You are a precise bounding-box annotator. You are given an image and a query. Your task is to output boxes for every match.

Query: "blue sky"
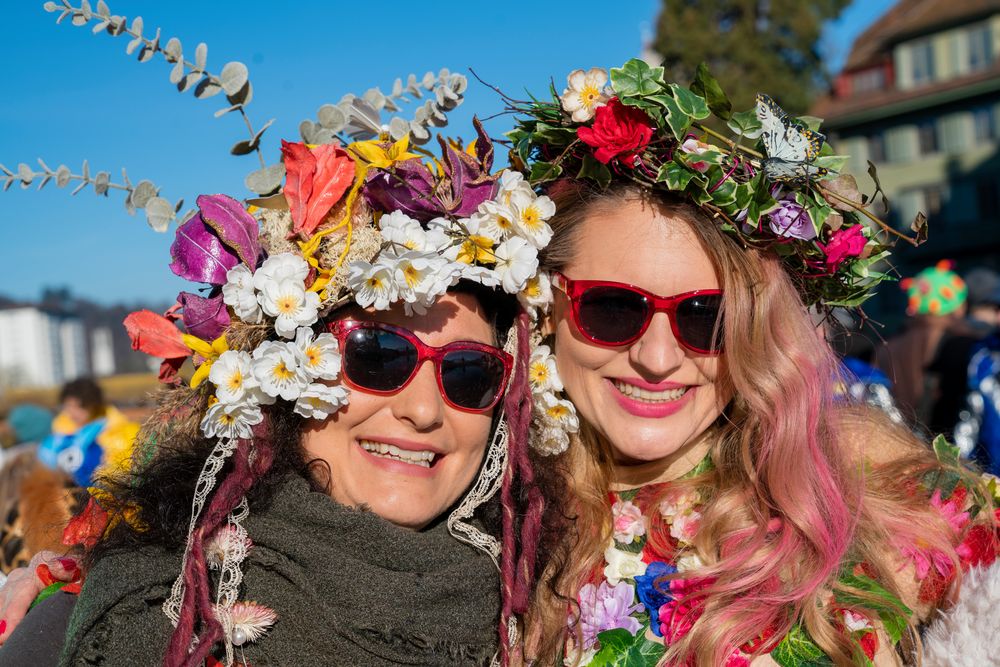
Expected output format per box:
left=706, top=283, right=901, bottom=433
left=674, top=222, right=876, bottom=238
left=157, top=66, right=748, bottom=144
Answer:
left=1, top=0, right=895, bottom=305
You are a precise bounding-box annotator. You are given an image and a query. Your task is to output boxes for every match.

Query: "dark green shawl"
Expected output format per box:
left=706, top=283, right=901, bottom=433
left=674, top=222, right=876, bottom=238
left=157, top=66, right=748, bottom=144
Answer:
left=60, top=475, right=501, bottom=666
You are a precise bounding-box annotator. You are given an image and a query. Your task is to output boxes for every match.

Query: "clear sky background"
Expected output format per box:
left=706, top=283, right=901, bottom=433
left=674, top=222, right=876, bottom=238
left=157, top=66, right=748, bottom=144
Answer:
left=1, top=0, right=895, bottom=306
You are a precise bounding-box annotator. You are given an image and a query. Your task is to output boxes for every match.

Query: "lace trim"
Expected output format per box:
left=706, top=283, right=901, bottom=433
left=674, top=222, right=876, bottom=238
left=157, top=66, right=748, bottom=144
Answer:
left=446, top=324, right=518, bottom=569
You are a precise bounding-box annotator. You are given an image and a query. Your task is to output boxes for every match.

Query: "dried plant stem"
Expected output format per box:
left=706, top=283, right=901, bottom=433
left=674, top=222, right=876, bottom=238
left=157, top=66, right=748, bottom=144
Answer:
left=817, top=185, right=917, bottom=246
left=693, top=123, right=765, bottom=159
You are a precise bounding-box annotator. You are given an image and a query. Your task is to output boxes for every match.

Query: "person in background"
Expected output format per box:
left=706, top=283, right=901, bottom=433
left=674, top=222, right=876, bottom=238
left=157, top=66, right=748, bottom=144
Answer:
left=0, top=405, right=53, bottom=466
left=929, top=267, right=1000, bottom=439
left=37, top=378, right=138, bottom=487
left=875, top=261, right=974, bottom=431
left=954, top=277, right=1000, bottom=474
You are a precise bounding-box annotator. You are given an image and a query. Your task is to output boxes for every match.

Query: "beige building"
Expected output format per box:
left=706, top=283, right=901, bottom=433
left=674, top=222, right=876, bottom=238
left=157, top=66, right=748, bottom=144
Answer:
left=813, top=0, right=1000, bottom=319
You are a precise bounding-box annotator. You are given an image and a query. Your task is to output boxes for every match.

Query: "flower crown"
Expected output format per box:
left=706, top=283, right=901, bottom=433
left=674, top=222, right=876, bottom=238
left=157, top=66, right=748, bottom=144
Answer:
left=506, top=59, right=928, bottom=309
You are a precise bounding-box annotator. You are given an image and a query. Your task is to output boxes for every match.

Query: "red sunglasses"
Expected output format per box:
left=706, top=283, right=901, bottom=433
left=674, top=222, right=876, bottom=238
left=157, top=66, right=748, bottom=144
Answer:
left=326, top=320, right=513, bottom=413
left=552, top=272, right=724, bottom=354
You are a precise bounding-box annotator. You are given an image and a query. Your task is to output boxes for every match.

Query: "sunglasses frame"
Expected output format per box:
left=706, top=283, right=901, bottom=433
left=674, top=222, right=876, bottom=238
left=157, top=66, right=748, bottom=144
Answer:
left=326, top=319, right=514, bottom=413
left=552, top=272, right=724, bottom=355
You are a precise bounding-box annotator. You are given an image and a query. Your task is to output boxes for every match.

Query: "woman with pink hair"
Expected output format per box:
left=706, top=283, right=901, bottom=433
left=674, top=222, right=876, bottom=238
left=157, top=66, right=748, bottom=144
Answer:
left=513, top=61, right=1000, bottom=665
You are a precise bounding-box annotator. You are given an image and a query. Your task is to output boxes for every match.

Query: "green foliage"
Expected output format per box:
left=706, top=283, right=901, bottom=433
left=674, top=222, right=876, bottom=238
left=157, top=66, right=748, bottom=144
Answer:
left=590, top=628, right=666, bottom=667
left=770, top=624, right=834, bottom=667
left=651, top=0, right=852, bottom=114
left=834, top=573, right=912, bottom=644
left=690, top=63, right=732, bottom=120
left=610, top=60, right=666, bottom=97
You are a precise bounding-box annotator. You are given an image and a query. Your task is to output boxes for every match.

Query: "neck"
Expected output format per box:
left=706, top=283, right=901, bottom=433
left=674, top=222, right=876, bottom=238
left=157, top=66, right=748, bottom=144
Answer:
left=610, top=430, right=714, bottom=490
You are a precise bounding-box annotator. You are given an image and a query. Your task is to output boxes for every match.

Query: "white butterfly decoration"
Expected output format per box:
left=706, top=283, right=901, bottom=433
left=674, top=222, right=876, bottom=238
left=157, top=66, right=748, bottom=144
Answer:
left=755, top=93, right=828, bottom=185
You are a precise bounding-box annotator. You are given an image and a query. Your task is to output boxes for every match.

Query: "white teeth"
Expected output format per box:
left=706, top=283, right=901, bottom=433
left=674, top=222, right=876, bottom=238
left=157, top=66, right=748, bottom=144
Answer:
left=359, top=440, right=436, bottom=468
left=612, top=380, right=688, bottom=403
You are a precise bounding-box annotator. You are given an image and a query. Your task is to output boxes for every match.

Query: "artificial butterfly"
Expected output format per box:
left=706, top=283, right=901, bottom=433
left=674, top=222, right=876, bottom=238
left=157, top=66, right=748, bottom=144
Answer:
left=755, top=93, right=828, bottom=185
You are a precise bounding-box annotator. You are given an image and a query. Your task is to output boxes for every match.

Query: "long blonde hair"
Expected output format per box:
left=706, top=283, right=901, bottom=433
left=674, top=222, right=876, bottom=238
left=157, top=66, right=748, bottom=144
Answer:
left=527, top=182, right=991, bottom=666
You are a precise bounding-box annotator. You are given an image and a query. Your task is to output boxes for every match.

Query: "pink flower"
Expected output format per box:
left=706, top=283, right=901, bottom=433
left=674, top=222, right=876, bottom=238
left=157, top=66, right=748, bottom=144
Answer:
left=612, top=499, right=647, bottom=544
left=577, top=98, right=655, bottom=168
left=724, top=651, right=752, bottom=667
left=658, top=488, right=700, bottom=519
left=577, top=580, right=644, bottom=650
left=930, top=489, right=971, bottom=534
left=895, top=539, right=953, bottom=580
left=669, top=510, right=702, bottom=544
left=680, top=138, right=713, bottom=173
left=657, top=577, right=707, bottom=643
left=819, top=225, right=866, bottom=270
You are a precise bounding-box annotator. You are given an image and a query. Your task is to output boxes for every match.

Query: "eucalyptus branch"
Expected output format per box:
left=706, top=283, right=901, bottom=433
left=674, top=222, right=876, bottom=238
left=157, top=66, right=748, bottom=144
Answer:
left=44, top=0, right=270, bottom=169
left=692, top=123, right=765, bottom=159
left=1, top=158, right=184, bottom=232
left=817, top=184, right=918, bottom=247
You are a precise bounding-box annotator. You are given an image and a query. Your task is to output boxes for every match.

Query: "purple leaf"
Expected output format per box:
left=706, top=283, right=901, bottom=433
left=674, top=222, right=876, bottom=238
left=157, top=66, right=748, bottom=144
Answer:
left=363, top=161, right=440, bottom=222
left=168, top=213, right=240, bottom=285
left=196, top=193, right=260, bottom=268
left=178, top=290, right=230, bottom=341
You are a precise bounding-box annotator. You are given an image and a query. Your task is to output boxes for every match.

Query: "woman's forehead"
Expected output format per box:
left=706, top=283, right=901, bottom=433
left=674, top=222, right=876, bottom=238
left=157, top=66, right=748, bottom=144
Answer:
left=567, top=199, right=720, bottom=293
left=340, top=292, right=494, bottom=344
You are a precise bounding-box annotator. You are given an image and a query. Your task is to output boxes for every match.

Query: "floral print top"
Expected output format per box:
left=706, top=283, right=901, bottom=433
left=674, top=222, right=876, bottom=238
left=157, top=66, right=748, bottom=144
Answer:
left=568, top=441, right=1000, bottom=666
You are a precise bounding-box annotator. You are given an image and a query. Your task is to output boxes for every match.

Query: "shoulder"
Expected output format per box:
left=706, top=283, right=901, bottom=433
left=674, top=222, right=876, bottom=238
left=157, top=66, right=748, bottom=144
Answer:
left=834, top=405, right=927, bottom=468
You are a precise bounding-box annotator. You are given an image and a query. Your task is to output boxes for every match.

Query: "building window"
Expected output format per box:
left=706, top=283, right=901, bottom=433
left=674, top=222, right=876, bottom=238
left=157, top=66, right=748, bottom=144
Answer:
left=911, top=39, right=936, bottom=85
left=918, top=119, right=939, bottom=154
left=852, top=68, right=885, bottom=94
left=968, top=24, right=994, bottom=71
left=868, top=132, right=886, bottom=163
left=973, top=106, right=996, bottom=142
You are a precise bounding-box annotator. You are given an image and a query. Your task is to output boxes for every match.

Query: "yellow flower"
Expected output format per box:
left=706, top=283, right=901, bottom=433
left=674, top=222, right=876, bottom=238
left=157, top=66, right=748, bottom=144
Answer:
left=456, top=235, right=497, bottom=265
left=183, top=334, right=230, bottom=388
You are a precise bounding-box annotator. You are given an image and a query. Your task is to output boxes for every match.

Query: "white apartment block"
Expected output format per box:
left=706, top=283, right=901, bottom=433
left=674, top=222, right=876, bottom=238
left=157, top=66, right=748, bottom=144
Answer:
left=0, top=306, right=90, bottom=388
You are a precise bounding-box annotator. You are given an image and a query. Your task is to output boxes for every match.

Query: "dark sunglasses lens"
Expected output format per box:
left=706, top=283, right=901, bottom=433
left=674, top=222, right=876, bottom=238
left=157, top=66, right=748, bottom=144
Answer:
left=675, top=294, right=723, bottom=351
left=440, top=350, right=506, bottom=410
left=577, top=286, right=651, bottom=344
left=343, top=327, right=418, bottom=391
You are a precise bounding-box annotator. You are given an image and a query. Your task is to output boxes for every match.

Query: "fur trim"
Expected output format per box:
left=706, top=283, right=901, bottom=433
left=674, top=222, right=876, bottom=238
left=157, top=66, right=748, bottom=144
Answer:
left=922, top=560, right=1000, bottom=666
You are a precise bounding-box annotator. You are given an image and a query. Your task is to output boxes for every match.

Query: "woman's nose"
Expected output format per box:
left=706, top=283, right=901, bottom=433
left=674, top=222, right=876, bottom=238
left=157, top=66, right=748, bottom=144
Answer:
left=628, top=311, right=685, bottom=376
left=390, top=360, right=445, bottom=431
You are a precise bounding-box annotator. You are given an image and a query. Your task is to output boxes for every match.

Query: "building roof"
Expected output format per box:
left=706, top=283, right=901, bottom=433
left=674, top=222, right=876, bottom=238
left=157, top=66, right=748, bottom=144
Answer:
left=845, top=0, right=1000, bottom=70
left=813, top=58, right=1000, bottom=127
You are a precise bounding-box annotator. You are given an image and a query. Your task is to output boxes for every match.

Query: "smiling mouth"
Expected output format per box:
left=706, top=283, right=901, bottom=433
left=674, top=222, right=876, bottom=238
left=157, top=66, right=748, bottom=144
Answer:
left=612, top=380, right=689, bottom=403
left=359, top=440, right=438, bottom=468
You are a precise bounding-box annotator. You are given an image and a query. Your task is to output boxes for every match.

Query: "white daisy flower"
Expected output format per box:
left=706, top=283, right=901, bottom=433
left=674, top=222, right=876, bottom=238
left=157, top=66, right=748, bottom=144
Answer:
left=222, top=265, right=263, bottom=323
left=456, top=264, right=502, bottom=288
left=492, top=236, right=539, bottom=294
left=528, top=344, right=562, bottom=394
left=200, top=401, right=263, bottom=440
left=292, top=328, right=341, bottom=381
left=379, top=210, right=431, bottom=255
left=208, top=350, right=258, bottom=405
left=538, top=391, right=579, bottom=432
left=252, top=340, right=310, bottom=401
left=393, top=251, right=461, bottom=315
left=253, top=252, right=309, bottom=290
left=518, top=272, right=553, bottom=320
left=347, top=259, right=398, bottom=310
left=470, top=200, right=517, bottom=242
left=509, top=190, right=555, bottom=249
left=258, top=279, right=321, bottom=339
left=293, top=382, right=350, bottom=419
left=560, top=68, right=610, bottom=123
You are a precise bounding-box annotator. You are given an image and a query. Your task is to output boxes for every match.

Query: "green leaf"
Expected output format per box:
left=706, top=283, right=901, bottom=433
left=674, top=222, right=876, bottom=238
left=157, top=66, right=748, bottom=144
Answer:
left=610, top=59, right=665, bottom=97
left=648, top=94, right=692, bottom=140
left=727, top=108, right=763, bottom=140
left=590, top=628, right=636, bottom=667
left=690, top=62, right=732, bottom=120
left=623, top=635, right=666, bottom=666
left=529, top=161, right=563, bottom=184
left=770, top=624, right=834, bottom=667
left=668, top=84, right=711, bottom=120
left=798, top=115, right=824, bottom=132
left=834, top=573, right=912, bottom=644
left=932, top=434, right=961, bottom=467
left=30, top=582, right=69, bottom=611
left=533, top=122, right=577, bottom=146
left=657, top=161, right=695, bottom=191
left=578, top=154, right=613, bottom=189
left=813, top=155, right=848, bottom=174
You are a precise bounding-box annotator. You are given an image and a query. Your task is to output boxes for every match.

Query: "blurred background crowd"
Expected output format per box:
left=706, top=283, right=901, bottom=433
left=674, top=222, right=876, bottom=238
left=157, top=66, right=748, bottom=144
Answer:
left=2, top=0, right=1000, bottom=574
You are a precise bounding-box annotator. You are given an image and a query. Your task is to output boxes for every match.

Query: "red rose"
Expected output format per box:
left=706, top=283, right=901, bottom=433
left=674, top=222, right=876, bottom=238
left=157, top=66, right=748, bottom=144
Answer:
left=818, top=225, right=867, bottom=270
left=576, top=97, right=654, bottom=168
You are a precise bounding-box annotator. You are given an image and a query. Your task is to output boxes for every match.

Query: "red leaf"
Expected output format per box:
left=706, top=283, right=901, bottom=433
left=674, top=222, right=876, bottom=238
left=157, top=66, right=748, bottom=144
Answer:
left=158, top=356, right=186, bottom=385
left=123, top=310, right=189, bottom=359
left=63, top=497, right=109, bottom=549
left=303, top=143, right=354, bottom=237
left=281, top=140, right=315, bottom=237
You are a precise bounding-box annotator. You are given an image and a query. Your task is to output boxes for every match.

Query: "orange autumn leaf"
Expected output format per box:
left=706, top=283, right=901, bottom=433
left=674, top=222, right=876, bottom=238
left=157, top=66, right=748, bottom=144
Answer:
left=281, top=140, right=355, bottom=239
left=62, top=497, right=109, bottom=550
